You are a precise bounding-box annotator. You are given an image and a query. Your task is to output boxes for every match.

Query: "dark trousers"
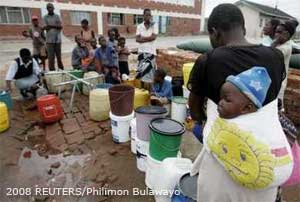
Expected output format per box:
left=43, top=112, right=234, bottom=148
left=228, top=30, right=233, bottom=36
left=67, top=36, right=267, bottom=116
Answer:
left=119, top=61, right=130, bottom=76
left=47, top=43, right=64, bottom=71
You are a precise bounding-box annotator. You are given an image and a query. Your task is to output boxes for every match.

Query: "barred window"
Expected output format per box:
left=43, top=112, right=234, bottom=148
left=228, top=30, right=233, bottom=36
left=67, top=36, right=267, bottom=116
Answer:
left=108, top=13, right=124, bottom=25
left=0, top=6, right=31, bottom=24
left=70, top=11, right=91, bottom=25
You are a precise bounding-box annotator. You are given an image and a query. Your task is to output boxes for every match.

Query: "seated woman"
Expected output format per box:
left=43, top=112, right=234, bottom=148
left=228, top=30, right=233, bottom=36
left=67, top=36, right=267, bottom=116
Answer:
left=5, top=48, right=41, bottom=98
left=71, top=35, right=95, bottom=71
left=150, top=69, right=173, bottom=106
left=95, top=35, right=120, bottom=84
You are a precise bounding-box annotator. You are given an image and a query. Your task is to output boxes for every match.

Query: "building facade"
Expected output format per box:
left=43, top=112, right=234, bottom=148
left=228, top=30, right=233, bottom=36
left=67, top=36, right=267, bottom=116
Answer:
left=0, top=0, right=202, bottom=39
left=235, top=0, right=294, bottom=39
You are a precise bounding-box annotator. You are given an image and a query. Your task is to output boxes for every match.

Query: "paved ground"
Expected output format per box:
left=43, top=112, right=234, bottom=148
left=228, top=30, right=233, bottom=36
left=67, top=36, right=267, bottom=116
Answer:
left=0, top=35, right=205, bottom=70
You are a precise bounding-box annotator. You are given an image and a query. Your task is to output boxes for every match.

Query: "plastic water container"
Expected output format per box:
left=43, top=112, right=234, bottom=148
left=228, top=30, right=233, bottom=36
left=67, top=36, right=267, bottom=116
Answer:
left=0, top=102, right=9, bottom=133
left=130, top=118, right=137, bottom=154
left=136, top=137, right=149, bottom=172
left=0, top=90, right=12, bottom=110
left=110, top=111, right=134, bottom=143
left=82, top=71, right=103, bottom=95
left=171, top=97, right=188, bottom=123
left=109, top=85, right=135, bottom=116
left=182, top=63, right=194, bottom=88
left=134, top=88, right=150, bottom=109
left=37, top=95, right=63, bottom=124
left=89, top=89, right=110, bottom=121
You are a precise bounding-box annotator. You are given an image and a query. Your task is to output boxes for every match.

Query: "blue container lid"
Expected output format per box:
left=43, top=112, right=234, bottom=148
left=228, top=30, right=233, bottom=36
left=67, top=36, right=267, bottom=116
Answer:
left=135, top=106, right=167, bottom=115
left=179, top=173, right=198, bottom=201
left=150, top=118, right=185, bottom=136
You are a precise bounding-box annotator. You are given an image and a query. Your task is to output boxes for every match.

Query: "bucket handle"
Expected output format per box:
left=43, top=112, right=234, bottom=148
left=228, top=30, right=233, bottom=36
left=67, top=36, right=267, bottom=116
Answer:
left=110, top=91, right=132, bottom=105
left=151, top=133, right=181, bottom=152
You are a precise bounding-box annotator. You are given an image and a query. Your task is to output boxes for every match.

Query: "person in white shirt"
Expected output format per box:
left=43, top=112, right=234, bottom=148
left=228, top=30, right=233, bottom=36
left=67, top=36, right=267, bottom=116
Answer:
left=271, top=20, right=297, bottom=110
left=6, top=48, right=41, bottom=98
left=136, top=8, right=159, bottom=89
left=262, top=18, right=280, bottom=47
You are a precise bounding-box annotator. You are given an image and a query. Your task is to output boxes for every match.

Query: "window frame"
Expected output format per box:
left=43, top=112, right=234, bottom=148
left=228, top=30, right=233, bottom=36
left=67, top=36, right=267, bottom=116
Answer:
left=70, top=10, right=92, bottom=26
left=108, top=13, right=124, bottom=26
left=0, top=6, right=31, bottom=25
left=134, top=14, right=144, bottom=25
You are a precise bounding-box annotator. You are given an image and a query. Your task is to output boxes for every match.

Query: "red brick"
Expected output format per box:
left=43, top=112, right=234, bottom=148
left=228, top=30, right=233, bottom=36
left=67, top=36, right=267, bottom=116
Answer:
left=61, top=118, right=80, bottom=134
left=74, top=113, right=86, bottom=124
left=65, top=130, right=85, bottom=145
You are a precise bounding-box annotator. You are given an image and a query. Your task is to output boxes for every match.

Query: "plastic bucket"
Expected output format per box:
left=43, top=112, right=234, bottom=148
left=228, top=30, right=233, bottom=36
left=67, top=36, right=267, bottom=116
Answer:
left=0, top=102, right=9, bottom=133
left=171, top=173, right=198, bottom=202
left=145, top=155, right=163, bottom=189
left=136, top=137, right=149, bottom=172
left=109, top=111, right=134, bottom=143
left=171, top=97, right=188, bottom=123
left=149, top=118, right=185, bottom=161
left=182, top=63, right=194, bottom=88
left=109, top=85, right=135, bottom=116
left=135, top=106, right=167, bottom=141
left=0, top=90, right=12, bottom=110
left=96, top=83, right=113, bottom=89
left=130, top=118, right=137, bottom=154
left=69, top=70, right=84, bottom=91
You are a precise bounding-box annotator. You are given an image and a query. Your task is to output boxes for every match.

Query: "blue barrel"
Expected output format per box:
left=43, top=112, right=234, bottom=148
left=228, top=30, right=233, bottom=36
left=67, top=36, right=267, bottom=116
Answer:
left=96, top=83, right=113, bottom=89
left=172, top=173, right=198, bottom=202
left=0, top=90, right=12, bottom=110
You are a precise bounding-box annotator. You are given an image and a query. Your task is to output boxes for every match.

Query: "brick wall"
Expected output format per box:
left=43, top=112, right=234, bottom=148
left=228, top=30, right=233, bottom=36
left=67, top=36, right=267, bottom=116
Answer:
left=156, top=49, right=200, bottom=76
left=61, top=10, right=98, bottom=37
left=157, top=49, right=300, bottom=126
left=0, top=8, right=41, bottom=39
left=57, top=0, right=201, bottom=15
left=285, top=69, right=300, bottom=125
left=166, top=17, right=200, bottom=36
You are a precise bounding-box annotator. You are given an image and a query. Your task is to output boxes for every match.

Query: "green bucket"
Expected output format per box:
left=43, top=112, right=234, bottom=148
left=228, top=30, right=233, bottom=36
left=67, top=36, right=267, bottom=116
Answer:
left=149, top=118, right=185, bottom=161
left=69, top=70, right=84, bottom=91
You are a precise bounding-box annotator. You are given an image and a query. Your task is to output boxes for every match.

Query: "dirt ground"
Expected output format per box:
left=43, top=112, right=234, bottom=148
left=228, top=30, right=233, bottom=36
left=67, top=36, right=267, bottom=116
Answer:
left=0, top=89, right=202, bottom=202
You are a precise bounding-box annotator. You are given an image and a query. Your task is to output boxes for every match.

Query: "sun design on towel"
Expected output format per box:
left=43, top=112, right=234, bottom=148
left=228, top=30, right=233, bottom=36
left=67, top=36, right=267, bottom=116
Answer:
left=207, top=118, right=276, bottom=189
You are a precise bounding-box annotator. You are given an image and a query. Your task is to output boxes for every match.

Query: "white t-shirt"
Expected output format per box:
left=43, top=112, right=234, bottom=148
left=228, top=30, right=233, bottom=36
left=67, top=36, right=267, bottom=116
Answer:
left=6, top=58, right=40, bottom=81
left=276, top=40, right=292, bottom=101
left=136, top=22, right=158, bottom=55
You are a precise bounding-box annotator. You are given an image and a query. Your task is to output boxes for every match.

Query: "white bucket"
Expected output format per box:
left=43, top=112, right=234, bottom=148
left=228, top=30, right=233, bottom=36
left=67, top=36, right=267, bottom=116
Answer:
left=109, top=111, right=134, bottom=143
left=182, top=85, right=190, bottom=99
left=156, top=158, right=193, bottom=194
left=130, top=118, right=137, bottom=154
left=136, top=138, right=149, bottom=172
left=171, top=97, right=188, bottom=123
left=146, top=153, right=183, bottom=190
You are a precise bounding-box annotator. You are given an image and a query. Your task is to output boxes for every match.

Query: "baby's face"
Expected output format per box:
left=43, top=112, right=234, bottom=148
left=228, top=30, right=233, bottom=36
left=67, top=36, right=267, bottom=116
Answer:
left=218, top=82, right=255, bottom=119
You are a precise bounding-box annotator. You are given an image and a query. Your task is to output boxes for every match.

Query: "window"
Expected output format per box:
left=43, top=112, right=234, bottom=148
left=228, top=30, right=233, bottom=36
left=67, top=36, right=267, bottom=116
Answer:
left=108, top=13, right=124, bottom=25
left=134, top=15, right=144, bottom=25
left=70, top=11, right=91, bottom=25
left=0, top=6, right=31, bottom=24
left=166, top=16, right=171, bottom=26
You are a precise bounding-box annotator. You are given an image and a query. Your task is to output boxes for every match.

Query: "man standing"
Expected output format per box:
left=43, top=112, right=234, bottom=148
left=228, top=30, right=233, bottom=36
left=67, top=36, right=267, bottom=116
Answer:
left=43, top=3, right=64, bottom=71
left=136, top=8, right=158, bottom=90
left=6, top=48, right=41, bottom=98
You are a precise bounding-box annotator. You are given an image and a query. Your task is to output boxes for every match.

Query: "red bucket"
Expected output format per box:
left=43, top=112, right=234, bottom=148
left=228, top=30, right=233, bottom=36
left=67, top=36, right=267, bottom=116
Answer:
left=37, top=94, right=63, bottom=123
left=109, top=84, right=135, bottom=116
